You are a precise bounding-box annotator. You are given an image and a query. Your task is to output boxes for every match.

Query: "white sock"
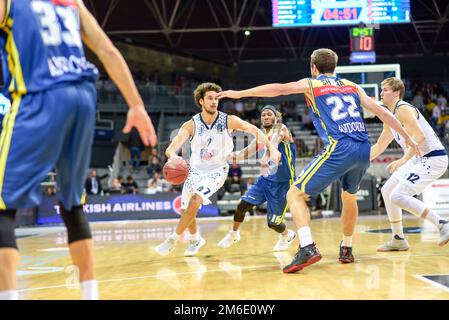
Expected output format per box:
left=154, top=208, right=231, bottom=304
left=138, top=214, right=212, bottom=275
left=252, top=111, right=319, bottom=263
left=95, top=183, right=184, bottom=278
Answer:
left=342, top=235, right=353, bottom=247
left=423, top=210, right=445, bottom=228
left=390, top=220, right=405, bottom=239
left=189, top=232, right=200, bottom=241
left=80, top=280, right=98, bottom=300
left=230, top=229, right=239, bottom=235
left=298, top=227, right=313, bottom=248
left=0, top=290, right=18, bottom=300
left=170, top=232, right=180, bottom=240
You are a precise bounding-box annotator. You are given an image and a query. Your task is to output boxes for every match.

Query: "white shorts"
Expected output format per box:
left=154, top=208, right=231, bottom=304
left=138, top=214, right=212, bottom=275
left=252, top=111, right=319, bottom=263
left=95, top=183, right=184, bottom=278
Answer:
left=392, top=154, right=448, bottom=195
left=181, top=165, right=229, bottom=210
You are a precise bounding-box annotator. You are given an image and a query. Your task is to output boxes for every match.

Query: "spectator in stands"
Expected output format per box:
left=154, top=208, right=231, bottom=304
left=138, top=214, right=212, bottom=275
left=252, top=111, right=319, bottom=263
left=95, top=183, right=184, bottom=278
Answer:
left=108, top=178, right=124, bottom=194
left=123, top=175, right=139, bottom=194
left=150, top=69, right=161, bottom=86
left=146, top=155, right=162, bottom=178
left=234, top=100, right=244, bottom=117
left=255, top=98, right=265, bottom=111
left=222, top=100, right=235, bottom=115
left=425, top=97, right=437, bottom=118
left=412, top=90, right=425, bottom=113
left=150, top=147, right=161, bottom=162
left=240, top=176, right=255, bottom=195
left=85, top=169, right=103, bottom=195
left=437, top=93, right=447, bottom=111
left=128, top=127, right=144, bottom=172
left=144, top=173, right=163, bottom=195
left=293, top=133, right=309, bottom=157
left=279, top=100, right=288, bottom=116
left=301, top=107, right=314, bottom=131
left=313, top=136, right=325, bottom=156
left=437, top=110, right=449, bottom=137
left=45, top=186, right=56, bottom=196
left=432, top=103, right=442, bottom=128
left=225, top=163, right=243, bottom=193
left=286, top=101, right=296, bottom=121
left=244, top=98, right=257, bottom=119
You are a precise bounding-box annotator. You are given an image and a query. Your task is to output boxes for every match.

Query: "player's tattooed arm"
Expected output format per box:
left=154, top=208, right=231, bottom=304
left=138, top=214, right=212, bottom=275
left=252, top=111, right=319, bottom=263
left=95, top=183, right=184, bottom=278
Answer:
left=165, top=120, right=194, bottom=160
left=228, top=116, right=281, bottom=163
left=370, top=125, right=394, bottom=161
left=217, top=79, right=310, bottom=100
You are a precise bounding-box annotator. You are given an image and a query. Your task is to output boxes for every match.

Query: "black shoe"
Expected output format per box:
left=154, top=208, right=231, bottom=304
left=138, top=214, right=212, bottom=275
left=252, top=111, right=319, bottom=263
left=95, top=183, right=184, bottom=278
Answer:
left=283, top=243, right=322, bottom=273
left=339, top=241, right=354, bottom=263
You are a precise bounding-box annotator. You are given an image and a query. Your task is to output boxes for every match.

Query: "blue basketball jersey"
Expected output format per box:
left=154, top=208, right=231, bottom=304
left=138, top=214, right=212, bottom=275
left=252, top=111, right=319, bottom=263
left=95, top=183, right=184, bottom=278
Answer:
left=305, top=75, right=369, bottom=143
left=264, top=139, right=296, bottom=183
left=0, top=0, right=98, bottom=95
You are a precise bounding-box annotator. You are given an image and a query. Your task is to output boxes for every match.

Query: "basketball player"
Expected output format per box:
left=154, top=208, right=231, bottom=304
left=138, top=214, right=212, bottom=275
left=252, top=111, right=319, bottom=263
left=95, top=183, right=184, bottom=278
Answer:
left=155, top=82, right=281, bottom=257
left=217, top=105, right=297, bottom=251
left=0, top=0, right=157, bottom=300
left=371, top=77, right=449, bottom=251
left=217, top=48, right=420, bottom=273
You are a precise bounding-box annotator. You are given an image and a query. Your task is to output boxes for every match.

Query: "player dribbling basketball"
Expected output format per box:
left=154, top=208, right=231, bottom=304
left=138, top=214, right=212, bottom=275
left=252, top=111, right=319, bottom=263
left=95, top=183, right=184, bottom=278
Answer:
left=154, top=82, right=281, bottom=257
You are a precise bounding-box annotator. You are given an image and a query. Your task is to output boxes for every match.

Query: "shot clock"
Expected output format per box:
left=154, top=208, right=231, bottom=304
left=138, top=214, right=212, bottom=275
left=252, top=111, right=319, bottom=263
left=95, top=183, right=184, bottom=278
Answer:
left=350, top=27, right=376, bottom=64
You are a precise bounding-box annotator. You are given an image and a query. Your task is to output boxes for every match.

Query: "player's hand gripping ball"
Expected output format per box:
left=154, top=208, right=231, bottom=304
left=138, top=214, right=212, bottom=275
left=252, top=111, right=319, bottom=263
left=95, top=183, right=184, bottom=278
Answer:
left=163, top=157, right=189, bottom=185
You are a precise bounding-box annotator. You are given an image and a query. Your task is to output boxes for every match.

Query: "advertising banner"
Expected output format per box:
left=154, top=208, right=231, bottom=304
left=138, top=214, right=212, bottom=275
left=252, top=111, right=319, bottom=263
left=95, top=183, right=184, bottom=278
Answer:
left=37, top=193, right=220, bottom=224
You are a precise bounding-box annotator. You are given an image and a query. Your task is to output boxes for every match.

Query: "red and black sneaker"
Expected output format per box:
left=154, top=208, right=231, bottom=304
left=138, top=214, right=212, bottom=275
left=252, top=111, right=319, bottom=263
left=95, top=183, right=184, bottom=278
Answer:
left=282, top=243, right=322, bottom=274
left=339, top=241, right=354, bottom=263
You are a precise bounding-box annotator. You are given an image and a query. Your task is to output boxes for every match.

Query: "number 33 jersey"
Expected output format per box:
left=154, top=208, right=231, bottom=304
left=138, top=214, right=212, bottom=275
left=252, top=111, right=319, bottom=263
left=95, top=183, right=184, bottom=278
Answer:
left=304, top=74, right=369, bottom=144
left=0, top=0, right=98, bottom=95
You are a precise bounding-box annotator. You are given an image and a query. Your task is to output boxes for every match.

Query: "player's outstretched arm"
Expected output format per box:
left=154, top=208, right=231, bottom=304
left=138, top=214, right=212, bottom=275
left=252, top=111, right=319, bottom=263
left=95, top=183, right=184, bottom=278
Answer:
left=76, top=0, right=157, bottom=147
left=358, top=86, right=420, bottom=157
left=165, top=120, right=193, bottom=160
left=228, top=116, right=281, bottom=163
left=217, top=79, right=310, bottom=100
left=370, top=125, right=394, bottom=161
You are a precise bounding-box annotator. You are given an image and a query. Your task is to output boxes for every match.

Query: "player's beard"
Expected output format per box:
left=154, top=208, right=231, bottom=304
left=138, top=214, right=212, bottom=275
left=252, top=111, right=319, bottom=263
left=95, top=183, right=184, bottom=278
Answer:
left=262, top=123, right=273, bottom=130
left=204, top=106, right=217, bottom=115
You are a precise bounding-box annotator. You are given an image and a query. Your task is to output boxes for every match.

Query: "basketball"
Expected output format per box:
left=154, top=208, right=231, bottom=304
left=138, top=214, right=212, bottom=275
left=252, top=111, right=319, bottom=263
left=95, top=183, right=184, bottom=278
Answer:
left=163, top=157, right=189, bottom=185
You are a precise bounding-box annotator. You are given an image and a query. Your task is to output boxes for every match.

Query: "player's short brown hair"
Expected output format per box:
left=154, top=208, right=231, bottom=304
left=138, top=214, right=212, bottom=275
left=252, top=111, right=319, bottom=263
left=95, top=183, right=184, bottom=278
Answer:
left=310, top=48, right=338, bottom=74
left=193, top=82, right=222, bottom=108
left=381, top=77, right=405, bottom=100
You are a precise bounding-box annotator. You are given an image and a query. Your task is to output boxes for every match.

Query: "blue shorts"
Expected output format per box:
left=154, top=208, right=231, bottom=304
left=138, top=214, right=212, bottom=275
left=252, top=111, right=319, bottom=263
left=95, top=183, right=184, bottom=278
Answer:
left=0, top=81, right=96, bottom=210
left=294, top=138, right=370, bottom=196
left=241, top=177, right=291, bottom=225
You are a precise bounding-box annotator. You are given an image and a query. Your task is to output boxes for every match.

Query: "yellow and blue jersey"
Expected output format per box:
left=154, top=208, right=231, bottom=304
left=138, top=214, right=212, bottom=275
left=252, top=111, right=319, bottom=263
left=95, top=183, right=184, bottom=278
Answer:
left=0, top=0, right=98, bottom=96
left=264, top=139, right=296, bottom=184
left=305, top=75, right=369, bottom=144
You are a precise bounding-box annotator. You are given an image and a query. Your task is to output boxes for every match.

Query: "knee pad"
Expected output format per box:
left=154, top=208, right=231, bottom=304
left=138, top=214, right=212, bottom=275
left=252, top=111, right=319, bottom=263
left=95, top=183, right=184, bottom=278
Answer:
left=234, top=200, right=254, bottom=223
left=0, top=210, right=17, bottom=249
left=60, top=205, right=92, bottom=244
left=267, top=221, right=286, bottom=234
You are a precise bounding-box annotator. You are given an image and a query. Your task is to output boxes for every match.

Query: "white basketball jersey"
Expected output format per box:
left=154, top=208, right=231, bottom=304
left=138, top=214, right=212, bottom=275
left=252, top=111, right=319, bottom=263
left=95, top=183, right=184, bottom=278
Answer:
left=189, top=111, right=234, bottom=173
left=390, top=101, right=444, bottom=155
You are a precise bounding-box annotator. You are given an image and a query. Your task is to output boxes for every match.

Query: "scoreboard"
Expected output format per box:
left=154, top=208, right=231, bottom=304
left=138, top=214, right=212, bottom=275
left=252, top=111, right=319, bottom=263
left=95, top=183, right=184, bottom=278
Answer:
left=272, top=0, right=411, bottom=27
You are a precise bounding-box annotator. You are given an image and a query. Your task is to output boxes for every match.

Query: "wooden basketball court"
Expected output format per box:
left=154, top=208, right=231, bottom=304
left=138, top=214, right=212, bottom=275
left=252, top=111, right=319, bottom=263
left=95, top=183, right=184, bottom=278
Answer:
left=15, top=214, right=449, bottom=300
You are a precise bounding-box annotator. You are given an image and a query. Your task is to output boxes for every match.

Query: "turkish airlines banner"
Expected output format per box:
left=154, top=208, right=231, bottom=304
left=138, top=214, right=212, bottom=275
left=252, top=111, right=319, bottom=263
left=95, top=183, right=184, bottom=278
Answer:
left=37, top=193, right=220, bottom=224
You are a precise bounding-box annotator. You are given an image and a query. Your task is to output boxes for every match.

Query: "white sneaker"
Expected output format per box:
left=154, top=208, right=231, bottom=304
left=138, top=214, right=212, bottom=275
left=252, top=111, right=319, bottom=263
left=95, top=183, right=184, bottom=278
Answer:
left=184, top=236, right=206, bottom=257
left=438, top=221, right=449, bottom=246
left=217, top=230, right=241, bottom=249
left=273, top=229, right=297, bottom=251
left=154, top=236, right=178, bottom=256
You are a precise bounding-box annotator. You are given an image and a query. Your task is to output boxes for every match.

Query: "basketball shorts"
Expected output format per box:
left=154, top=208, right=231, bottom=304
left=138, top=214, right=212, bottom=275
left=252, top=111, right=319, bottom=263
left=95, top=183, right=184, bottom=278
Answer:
left=0, top=81, right=96, bottom=210
left=181, top=164, right=229, bottom=209
left=294, top=138, right=371, bottom=196
left=391, top=150, right=448, bottom=195
left=241, top=177, right=290, bottom=225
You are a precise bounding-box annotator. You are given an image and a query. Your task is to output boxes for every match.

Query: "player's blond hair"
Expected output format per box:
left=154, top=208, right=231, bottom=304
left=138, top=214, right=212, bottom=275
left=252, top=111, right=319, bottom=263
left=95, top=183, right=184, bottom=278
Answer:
left=193, top=82, right=222, bottom=108
left=310, top=48, right=338, bottom=74
left=381, top=77, right=405, bottom=100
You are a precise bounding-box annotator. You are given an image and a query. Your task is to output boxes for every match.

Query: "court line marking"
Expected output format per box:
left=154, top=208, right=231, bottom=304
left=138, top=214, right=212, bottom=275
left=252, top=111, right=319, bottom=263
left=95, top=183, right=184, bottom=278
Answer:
left=414, top=275, right=449, bottom=293
left=17, top=251, right=449, bottom=293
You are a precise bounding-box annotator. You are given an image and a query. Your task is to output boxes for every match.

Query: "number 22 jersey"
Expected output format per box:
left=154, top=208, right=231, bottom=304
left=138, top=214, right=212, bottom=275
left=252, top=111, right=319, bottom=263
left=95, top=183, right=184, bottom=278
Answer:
left=304, top=74, right=369, bottom=144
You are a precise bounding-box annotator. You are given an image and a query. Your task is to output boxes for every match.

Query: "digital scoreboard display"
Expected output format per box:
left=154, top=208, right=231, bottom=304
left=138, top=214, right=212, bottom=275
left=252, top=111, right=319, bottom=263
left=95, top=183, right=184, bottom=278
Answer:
left=272, top=0, right=411, bottom=27
left=350, top=27, right=376, bottom=63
